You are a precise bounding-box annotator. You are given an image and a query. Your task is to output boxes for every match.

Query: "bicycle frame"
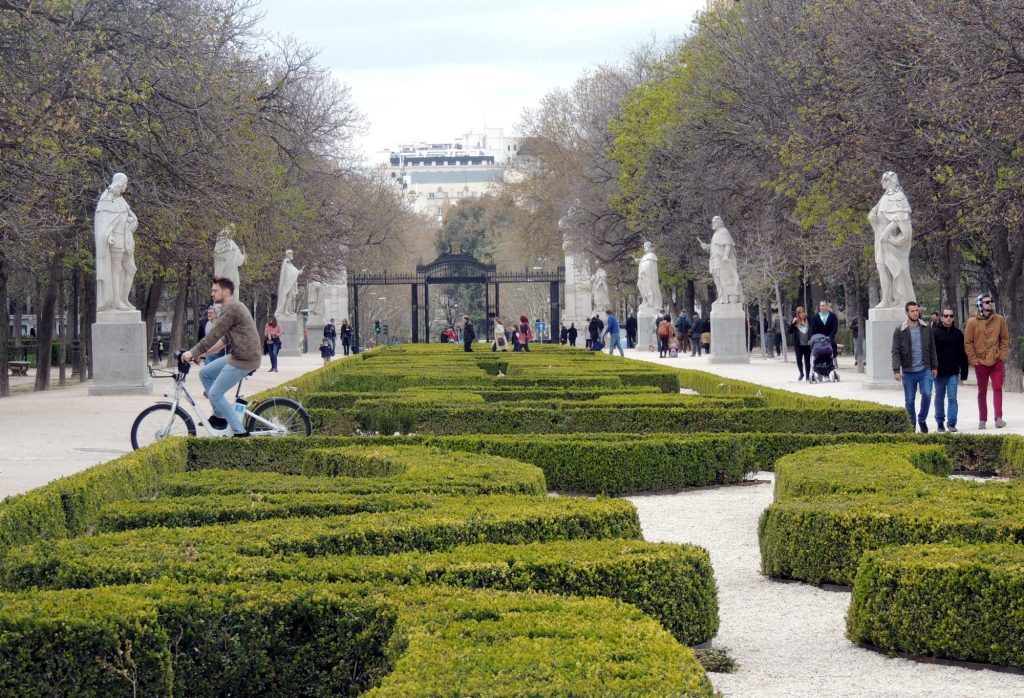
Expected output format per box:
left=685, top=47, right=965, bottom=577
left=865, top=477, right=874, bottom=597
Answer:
left=149, top=364, right=289, bottom=438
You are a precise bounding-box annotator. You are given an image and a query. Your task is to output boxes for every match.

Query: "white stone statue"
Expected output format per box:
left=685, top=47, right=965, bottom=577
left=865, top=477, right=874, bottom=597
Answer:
left=274, top=249, right=303, bottom=317
left=590, top=267, right=611, bottom=311
left=633, top=241, right=662, bottom=313
left=308, top=280, right=326, bottom=319
left=869, top=171, right=916, bottom=308
left=213, top=224, right=246, bottom=297
left=94, top=173, right=138, bottom=312
left=699, top=216, right=744, bottom=305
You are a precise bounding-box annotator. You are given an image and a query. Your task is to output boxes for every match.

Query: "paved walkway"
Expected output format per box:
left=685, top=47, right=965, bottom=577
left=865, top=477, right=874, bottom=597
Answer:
left=0, top=353, right=330, bottom=498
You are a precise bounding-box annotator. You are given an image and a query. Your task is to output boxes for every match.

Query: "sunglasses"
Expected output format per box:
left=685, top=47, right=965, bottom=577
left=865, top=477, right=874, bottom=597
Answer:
left=983, top=300, right=993, bottom=305
left=942, top=314, right=954, bottom=318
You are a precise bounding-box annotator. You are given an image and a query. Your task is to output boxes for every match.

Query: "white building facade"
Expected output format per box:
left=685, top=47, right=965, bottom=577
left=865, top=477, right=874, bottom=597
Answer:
left=384, top=128, right=520, bottom=225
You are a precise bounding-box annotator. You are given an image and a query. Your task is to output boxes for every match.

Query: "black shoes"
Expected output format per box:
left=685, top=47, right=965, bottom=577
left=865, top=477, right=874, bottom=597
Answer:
left=208, top=415, right=228, bottom=429
left=918, top=422, right=929, bottom=434
left=232, top=431, right=250, bottom=438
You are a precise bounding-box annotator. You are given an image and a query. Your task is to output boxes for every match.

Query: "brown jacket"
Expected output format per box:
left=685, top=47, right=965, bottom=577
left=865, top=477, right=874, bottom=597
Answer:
left=964, top=312, right=1009, bottom=367
left=189, top=300, right=262, bottom=370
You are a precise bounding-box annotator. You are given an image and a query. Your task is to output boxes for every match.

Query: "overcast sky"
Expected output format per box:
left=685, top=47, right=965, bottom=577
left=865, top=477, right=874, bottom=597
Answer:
left=255, top=0, right=705, bottom=162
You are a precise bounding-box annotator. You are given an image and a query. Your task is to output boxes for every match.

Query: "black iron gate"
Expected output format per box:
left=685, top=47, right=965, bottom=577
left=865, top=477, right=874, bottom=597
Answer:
left=347, top=250, right=563, bottom=350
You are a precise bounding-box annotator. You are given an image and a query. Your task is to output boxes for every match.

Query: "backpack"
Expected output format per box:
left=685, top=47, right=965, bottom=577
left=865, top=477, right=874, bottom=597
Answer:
left=657, top=320, right=671, bottom=338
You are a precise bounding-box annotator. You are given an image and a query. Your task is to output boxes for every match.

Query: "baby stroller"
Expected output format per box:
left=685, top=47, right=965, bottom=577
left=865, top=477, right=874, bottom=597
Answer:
left=809, top=333, right=839, bottom=383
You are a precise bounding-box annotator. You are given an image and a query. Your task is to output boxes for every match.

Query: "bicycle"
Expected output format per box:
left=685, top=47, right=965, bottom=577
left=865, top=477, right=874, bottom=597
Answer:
left=130, top=351, right=312, bottom=450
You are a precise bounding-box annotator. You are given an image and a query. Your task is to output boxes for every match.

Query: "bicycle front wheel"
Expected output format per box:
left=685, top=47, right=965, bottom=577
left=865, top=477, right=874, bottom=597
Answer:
left=246, top=397, right=312, bottom=437
left=131, top=403, right=196, bottom=450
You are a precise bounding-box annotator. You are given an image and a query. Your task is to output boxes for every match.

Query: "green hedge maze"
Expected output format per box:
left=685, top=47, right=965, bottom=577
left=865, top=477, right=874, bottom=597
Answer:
left=2, top=344, right=1020, bottom=693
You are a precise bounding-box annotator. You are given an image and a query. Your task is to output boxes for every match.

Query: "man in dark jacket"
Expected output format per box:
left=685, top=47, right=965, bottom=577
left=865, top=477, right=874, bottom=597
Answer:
left=462, top=315, right=475, bottom=352
left=932, top=306, right=969, bottom=432
left=625, top=314, right=638, bottom=348
left=891, top=301, right=939, bottom=432
left=810, top=300, right=839, bottom=355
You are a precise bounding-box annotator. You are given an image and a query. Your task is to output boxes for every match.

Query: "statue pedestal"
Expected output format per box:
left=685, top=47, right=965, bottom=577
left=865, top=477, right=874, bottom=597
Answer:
left=637, top=311, right=660, bottom=350
left=278, top=317, right=302, bottom=357
left=306, top=324, right=324, bottom=355
left=562, top=253, right=592, bottom=332
left=708, top=305, right=749, bottom=364
left=863, top=307, right=903, bottom=389
left=89, top=310, right=153, bottom=396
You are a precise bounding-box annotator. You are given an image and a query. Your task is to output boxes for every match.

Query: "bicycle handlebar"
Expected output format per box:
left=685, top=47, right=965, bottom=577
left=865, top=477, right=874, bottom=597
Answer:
left=174, top=349, right=192, bottom=376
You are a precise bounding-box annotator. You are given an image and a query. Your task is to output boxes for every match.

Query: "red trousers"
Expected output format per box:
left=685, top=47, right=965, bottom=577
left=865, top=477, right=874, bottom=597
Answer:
left=975, top=360, right=1004, bottom=422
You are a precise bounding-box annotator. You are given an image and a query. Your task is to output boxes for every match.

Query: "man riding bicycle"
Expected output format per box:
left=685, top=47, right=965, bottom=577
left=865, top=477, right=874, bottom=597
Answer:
left=182, top=277, right=261, bottom=436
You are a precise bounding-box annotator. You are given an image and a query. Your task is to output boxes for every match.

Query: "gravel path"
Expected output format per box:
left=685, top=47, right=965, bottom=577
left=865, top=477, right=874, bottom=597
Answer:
left=628, top=475, right=1024, bottom=697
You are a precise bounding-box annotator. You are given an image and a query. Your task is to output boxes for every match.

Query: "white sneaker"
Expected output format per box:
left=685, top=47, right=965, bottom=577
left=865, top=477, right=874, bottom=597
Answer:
left=979, top=421, right=986, bottom=430
left=995, top=418, right=1006, bottom=428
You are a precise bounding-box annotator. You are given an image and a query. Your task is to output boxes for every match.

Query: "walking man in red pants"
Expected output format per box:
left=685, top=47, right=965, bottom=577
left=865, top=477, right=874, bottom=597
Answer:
left=964, top=293, right=1010, bottom=430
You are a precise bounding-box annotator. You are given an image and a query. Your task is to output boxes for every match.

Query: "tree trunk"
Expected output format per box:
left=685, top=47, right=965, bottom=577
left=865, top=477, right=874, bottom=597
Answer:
left=685, top=279, right=695, bottom=316
left=12, top=294, right=22, bottom=346
left=58, top=268, right=67, bottom=387
left=0, top=247, right=9, bottom=397
left=940, top=237, right=958, bottom=313
left=991, top=223, right=1024, bottom=392
left=34, top=252, right=64, bottom=391
left=142, top=277, right=164, bottom=357
left=774, top=281, right=789, bottom=362
left=83, top=269, right=95, bottom=379
left=167, top=264, right=191, bottom=367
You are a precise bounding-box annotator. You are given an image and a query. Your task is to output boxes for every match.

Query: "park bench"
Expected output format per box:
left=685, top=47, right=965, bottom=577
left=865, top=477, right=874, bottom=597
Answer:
left=8, top=361, right=30, bottom=376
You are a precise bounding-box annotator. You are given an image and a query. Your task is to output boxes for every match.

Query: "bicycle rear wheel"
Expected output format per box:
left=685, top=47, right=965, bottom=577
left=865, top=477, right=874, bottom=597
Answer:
left=246, top=397, right=312, bottom=437
left=131, top=403, right=196, bottom=450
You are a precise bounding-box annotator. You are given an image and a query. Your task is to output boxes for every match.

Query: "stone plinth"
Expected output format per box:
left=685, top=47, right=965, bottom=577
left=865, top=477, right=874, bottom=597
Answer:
left=278, top=317, right=302, bottom=357
left=89, top=310, right=153, bottom=395
left=637, top=311, right=660, bottom=350
left=562, top=252, right=593, bottom=330
left=864, top=307, right=903, bottom=389
left=708, top=304, right=750, bottom=364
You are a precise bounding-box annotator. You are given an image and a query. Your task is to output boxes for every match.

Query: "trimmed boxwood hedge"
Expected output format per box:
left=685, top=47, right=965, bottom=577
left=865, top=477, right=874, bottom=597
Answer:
left=847, top=542, right=1024, bottom=668
left=301, top=446, right=407, bottom=478
left=0, top=438, right=188, bottom=558
left=364, top=586, right=715, bottom=697
left=0, top=580, right=395, bottom=697
left=343, top=404, right=910, bottom=436
left=0, top=537, right=717, bottom=646
left=184, top=432, right=1021, bottom=495
left=759, top=444, right=1024, bottom=585
left=95, top=491, right=435, bottom=532
left=1, top=494, right=643, bottom=589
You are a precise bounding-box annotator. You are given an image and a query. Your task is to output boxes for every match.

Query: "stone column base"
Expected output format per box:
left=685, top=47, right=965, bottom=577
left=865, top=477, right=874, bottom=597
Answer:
left=89, top=310, right=153, bottom=396
left=279, top=317, right=303, bottom=357
left=708, top=306, right=750, bottom=364
left=637, top=312, right=660, bottom=350
left=863, top=307, right=903, bottom=389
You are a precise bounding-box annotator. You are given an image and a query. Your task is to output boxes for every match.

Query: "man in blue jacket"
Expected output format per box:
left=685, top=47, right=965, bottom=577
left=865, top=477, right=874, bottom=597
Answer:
left=604, top=309, right=624, bottom=357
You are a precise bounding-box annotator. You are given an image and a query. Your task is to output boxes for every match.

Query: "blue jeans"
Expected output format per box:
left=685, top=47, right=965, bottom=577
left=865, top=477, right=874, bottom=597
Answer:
left=933, top=375, right=959, bottom=428
left=199, top=356, right=252, bottom=434
left=267, top=340, right=280, bottom=369
left=607, top=332, right=624, bottom=357
left=901, top=368, right=933, bottom=427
